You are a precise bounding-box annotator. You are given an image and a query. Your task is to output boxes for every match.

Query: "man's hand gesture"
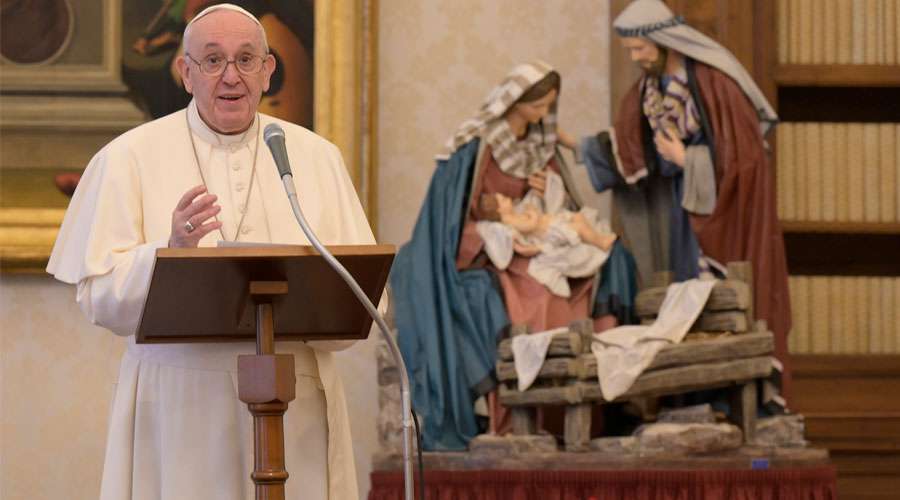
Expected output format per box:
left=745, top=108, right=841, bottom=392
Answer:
left=168, top=185, right=223, bottom=248
left=654, top=129, right=686, bottom=167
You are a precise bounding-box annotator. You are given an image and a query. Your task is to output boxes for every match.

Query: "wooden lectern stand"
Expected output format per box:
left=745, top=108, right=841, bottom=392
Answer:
left=136, top=245, right=394, bottom=499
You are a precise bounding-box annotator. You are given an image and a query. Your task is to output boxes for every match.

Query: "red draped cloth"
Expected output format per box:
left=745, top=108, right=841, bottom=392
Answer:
left=370, top=467, right=837, bottom=500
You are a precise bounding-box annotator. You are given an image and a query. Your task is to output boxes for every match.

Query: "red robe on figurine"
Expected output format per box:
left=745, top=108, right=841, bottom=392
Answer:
left=614, top=61, right=792, bottom=396
left=582, top=0, right=791, bottom=401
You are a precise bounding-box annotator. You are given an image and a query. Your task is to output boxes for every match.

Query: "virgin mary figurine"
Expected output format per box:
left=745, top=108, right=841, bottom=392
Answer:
left=391, top=61, right=637, bottom=450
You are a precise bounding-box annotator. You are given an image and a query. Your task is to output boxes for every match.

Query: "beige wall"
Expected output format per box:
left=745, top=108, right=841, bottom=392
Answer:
left=377, top=0, right=613, bottom=244
left=0, top=275, right=124, bottom=500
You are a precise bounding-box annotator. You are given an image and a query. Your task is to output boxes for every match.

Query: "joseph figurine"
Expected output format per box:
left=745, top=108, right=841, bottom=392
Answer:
left=562, top=0, right=792, bottom=400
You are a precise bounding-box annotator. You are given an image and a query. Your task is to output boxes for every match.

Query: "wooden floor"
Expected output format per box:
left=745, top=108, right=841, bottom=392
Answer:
left=792, top=355, right=900, bottom=500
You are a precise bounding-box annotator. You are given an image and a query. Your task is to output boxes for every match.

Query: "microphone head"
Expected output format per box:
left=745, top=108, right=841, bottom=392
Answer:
left=263, top=123, right=292, bottom=178
left=264, top=123, right=285, bottom=144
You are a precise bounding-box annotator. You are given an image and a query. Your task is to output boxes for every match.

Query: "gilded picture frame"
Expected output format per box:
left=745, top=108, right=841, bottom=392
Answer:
left=0, top=0, right=378, bottom=274
left=0, top=0, right=125, bottom=92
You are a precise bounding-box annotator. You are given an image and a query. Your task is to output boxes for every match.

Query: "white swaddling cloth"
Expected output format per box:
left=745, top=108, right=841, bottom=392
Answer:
left=475, top=171, right=612, bottom=297
left=590, top=279, right=715, bottom=400
left=511, top=326, right=568, bottom=391
left=525, top=209, right=611, bottom=297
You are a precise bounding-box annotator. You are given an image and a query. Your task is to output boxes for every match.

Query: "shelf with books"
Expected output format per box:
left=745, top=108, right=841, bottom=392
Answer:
left=757, top=1, right=900, bottom=496
left=774, top=122, right=899, bottom=225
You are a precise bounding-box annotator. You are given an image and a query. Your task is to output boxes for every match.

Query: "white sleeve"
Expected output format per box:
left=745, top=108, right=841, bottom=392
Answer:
left=48, top=140, right=167, bottom=336
left=306, top=140, right=378, bottom=352
left=475, top=221, right=515, bottom=270
left=681, top=144, right=717, bottom=215
left=75, top=240, right=168, bottom=336
left=322, top=141, right=376, bottom=245
left=543, top=170, right=566, bottom=214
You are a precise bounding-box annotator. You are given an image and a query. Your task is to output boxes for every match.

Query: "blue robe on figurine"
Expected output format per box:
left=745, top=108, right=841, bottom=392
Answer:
left=391, top=139, right=637, bottom=450
left=390, top=139, right=509, bottom=451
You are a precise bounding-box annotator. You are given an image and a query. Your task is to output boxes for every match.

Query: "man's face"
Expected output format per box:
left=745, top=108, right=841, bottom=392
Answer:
left=621, top=37, right=664, bottom=73
left=177, top=10, right=275, bottom=134
left=511, top=89, right=558, bottom=125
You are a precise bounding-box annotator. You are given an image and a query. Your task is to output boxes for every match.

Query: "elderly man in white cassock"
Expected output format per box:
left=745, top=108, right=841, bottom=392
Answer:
left=47, top=4, right=370, bottom=499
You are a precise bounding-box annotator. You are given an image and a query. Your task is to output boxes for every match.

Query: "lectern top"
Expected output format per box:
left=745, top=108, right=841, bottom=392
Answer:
left=156, top=244, right=395, bottom=259
left=137, top=244, right=394, bottom=344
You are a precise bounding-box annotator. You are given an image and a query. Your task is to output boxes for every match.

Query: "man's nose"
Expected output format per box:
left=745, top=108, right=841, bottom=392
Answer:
left=221, top=61, right=242, bottom=83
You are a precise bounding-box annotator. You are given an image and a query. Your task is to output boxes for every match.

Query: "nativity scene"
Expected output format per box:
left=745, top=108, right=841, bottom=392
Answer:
left=374, top=0, right=838, bottom=497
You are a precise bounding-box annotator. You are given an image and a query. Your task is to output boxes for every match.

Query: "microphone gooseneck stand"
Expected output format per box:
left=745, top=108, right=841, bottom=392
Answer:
left=265, top=125, right=416, bottom=500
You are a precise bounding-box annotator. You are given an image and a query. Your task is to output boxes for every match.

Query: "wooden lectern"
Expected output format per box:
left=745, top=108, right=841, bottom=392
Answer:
left=136, top=245, right=395, bottom=499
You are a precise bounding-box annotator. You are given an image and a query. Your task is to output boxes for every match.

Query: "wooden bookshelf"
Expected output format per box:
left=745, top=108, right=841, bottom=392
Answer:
left=792, top=355, right=900, bottom=500
left=783, top=231, right=900, bottom=276
left=767, top=1, right=900, bottom=495
left=781, top=221, right=900, bottom=234
left=775, top=64, right=900, bottom=87
left=608, top=2, right=900, bottom=498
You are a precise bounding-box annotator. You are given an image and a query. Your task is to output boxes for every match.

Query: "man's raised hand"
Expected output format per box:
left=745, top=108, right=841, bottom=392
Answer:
left=654, top=129, right=686, bottom=167
left=168, top=185, right=223, bottom=248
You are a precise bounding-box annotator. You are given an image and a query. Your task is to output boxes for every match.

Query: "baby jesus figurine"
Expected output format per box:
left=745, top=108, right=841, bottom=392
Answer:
left=475, top=180, right=618, bottom=298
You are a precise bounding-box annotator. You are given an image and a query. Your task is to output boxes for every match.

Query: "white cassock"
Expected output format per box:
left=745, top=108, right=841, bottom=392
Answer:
left=47, top=100, right=372, bottom=500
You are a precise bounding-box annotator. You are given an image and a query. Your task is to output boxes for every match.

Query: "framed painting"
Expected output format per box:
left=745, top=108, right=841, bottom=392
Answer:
left=0, top=0, right=125, bottom=92
left=0, top=0, right=378, bottom=273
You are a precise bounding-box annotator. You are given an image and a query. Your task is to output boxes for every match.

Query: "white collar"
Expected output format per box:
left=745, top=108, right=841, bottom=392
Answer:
left=187, top=99, right=259, bottom=148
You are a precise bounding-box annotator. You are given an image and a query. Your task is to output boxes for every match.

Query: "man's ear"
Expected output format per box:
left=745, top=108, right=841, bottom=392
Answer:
left=261, top=54, right=276, bottom=93
left=176, top=56, right=193, bottom=94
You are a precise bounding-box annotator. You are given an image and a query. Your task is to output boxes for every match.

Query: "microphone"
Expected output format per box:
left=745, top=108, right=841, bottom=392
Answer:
left=264, top=123, right=292, bottom=178
left=264, top=125, right=418, bottom=500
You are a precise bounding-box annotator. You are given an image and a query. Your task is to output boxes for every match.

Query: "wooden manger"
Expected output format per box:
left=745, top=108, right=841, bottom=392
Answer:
left=496, top=262, right=776, bottom=451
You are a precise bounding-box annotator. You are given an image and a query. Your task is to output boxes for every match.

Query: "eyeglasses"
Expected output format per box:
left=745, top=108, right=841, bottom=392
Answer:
left=184, top=52, right=267, bottom=76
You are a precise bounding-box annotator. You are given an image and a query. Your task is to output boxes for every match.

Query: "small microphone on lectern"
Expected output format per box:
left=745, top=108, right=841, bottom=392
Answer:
left=264, top=123, right=292, bottom=178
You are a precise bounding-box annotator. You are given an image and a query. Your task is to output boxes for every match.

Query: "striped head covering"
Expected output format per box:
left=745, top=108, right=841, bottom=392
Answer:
left=614, top=0, right=777, bottom=135
left=437, top=61, right=559, bottom=178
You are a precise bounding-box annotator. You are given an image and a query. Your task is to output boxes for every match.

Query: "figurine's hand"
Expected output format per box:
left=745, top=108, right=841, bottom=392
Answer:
left=513, top=241, right=541, bottom=256
left=598, top=232, right=618, bottom=251
left=654, top=129, right=686, bottom=167
left=557, top=128, right=577, bottom=149
left=168, top=185, right=222, bottom=248
left=527, top=169, right=547, bottom=195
